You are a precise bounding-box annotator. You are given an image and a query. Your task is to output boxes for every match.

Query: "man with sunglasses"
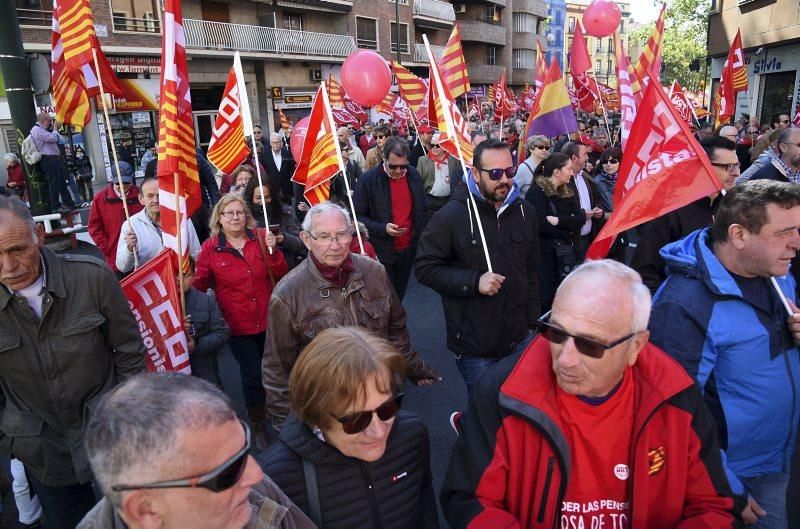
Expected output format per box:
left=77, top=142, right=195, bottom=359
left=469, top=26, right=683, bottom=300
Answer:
left=631, top=136, right=739, bottom=293
left=415, top=138, right=540, bottom=389
left=749, top=127, right=800, bottom=185
left=416, top=132, right=461, bottom=222
left=354, top=136, right=426, bottom=300
left=79, top=373, right=315, bottom=529
left=442, top=260, right=743, bottom=529
left=650, top=180, right=800, bottom=528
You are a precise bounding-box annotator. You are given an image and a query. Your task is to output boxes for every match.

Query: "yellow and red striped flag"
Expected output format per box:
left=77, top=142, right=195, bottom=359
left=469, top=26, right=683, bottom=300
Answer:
left=437, top=23, right=471, bottom=99
left=375, top=91, right=399, bottom=116
left=427, top=56, right=473, bottom=167
left=51, top=0, right=90, bottom=127
left=157, top=0, right=201, bottom=271
left=391, top=62, right=427, bottom=115
left=279, top=108, right=292, bottom=130
left=207, top=65, right=249, bottom=175
left=326, top=75, right=346, bottom=108
left=535, top=36, right=548, bottom=91
left=632, top=3, right=666, bottom=92
left=292, top=87, right=340, bottom=205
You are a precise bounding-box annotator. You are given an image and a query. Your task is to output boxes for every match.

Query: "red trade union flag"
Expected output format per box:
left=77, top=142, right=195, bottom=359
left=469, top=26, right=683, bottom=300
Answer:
left=570, top=21, right=592, bottom=77
left=207, top=66, right=249, bottom=174
left=493, top=71, right=516, bottom=121
left=615, top=32, right=637, bottom=148
left=326, top=75, right=346, bottom=108
left=292, top=86, right=340, bottom=206
left=331, top=106, right=360, bottom=127
left=535, top=36, right=548, bottom=91
left=716, top=29, right=747, bottom=123
left=669, top=80, right=694, bottom=126
left=586, top=79, right=724, bottom=259
left=158, top=0, right=201, bottom=272
left=121, top=250, right=191, bottom=374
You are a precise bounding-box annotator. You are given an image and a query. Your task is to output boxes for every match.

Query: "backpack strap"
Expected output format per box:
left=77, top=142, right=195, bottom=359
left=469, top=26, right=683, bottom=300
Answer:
left=302, top=458, right=323, bottom=527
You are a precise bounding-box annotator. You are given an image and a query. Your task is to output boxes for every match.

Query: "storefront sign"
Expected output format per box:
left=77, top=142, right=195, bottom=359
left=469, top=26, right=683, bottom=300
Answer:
left=271, top=87, right=283, bottom=99
left=277, top=92, right=314, bottom=109
left=285, top=95, right=312, bottom=104
left=37, top=106, right=55, bottom=115
left=109, top=56, right=162, bottom=74
left=113, top=79, right=160, bottom=111
left=467, top=86, right=487, bottom=98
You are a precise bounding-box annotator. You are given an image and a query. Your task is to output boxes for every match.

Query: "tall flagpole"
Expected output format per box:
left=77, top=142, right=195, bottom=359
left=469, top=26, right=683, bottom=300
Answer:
left=320, top=81, right=365, bottom=255
left=233, top=52, right=272, bottom=253
left=424, top=34, right=492, bottom=272
left=92, top=48, right=138, bottom=269
left=174, top=175, right=186, bottom=318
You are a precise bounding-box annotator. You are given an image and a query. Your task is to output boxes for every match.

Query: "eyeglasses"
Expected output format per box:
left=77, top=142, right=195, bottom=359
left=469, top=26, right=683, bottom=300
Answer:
left=536, top=311, right=638, bottom=359
left=603, top=158, right=619, bottom=164
left=334, top=393, right=404, bottom=434
left=221, top=211, right=246, bottom=218
left=111, top=420, right=251, bottom=493
left=307, top=230, right=353, bottom=246
left=376, top=135, right=388, bottom=139
left=780, top=119, right=791, bottom=124
left=533, top=144, right=550, bottom=150
left=747, top=130, right=759, bottom=135
left=475, top=165, right=518, bottom=181
left=430, top=144, right=441, bottom=148
left=710, top=162, right=740, bottom=172
left=385, top=163, right=408, bottom=172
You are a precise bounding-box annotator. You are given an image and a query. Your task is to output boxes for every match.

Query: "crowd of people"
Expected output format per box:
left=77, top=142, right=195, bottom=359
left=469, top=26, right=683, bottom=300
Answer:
left=0, top=104, right=798, bottom=529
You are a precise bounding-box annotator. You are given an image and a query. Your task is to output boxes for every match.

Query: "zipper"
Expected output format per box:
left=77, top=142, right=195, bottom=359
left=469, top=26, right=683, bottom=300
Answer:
left=537, top=457, right=555, bottom=523
left=361, top=462, right=383, bottom=529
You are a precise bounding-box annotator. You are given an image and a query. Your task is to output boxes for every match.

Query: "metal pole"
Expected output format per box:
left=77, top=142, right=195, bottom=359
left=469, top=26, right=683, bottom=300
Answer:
left=395, top=0, right=401, bottom=64
left=0, top=3, right=49, bottom=214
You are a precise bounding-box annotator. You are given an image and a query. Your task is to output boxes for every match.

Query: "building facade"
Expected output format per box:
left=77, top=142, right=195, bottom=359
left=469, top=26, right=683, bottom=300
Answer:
left=708, top=0, right=800, bottom=126
left=547, top=0, right=566, bottom=71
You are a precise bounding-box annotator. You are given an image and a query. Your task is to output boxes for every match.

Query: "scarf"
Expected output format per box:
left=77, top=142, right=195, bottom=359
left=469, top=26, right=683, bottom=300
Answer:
left=464, top=168, right=521, bottom=218
left=600, top=170, right=617, bottom=186
left=427, top=149, right=449, bottom=164
left=310, top=253, right=354, bottom=289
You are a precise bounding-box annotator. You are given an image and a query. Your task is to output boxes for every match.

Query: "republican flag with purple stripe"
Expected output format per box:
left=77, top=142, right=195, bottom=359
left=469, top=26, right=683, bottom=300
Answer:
left=523, top=60, right=578, bottom=140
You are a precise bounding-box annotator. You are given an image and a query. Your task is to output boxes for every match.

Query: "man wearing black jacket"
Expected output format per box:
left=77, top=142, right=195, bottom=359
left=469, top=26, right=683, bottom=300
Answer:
left=631, top=136, right=739, bottom=293
left=415, top=139, right=540, bottom=388
left=260, top=132, right=296, bottom=204
left=353, top=137, right=426, bottom=300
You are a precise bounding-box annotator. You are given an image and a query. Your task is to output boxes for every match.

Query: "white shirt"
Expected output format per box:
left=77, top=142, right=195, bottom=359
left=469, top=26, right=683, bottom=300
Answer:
left=430, top=160, right=452, bottom=198
left=16, top=274, right=45, bottom=318
left=116, top=209, right=201, bottom=272
left=574, top=172, right=592, bottom=236
left=272, top=150, right=283, bottom=169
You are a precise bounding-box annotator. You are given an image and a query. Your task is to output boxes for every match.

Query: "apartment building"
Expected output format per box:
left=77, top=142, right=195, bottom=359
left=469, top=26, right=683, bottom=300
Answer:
left=563, top=0, right=631, bottom=88
left=708, top=0, right=800, bottom=126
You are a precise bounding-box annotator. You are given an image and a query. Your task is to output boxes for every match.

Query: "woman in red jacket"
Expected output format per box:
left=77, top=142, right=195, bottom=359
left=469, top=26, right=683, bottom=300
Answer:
left=194, top=193, right=288, bottom=448
left=4, top=153, right=25, bottom=199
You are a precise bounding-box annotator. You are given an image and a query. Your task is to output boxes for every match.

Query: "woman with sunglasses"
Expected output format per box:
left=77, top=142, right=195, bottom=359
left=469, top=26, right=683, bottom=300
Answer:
left=258, top=326, right=439, bottom=529
left=514, top=135, right=550, bottom=196
left=525, top=153, right=585, bottom=313
left=592, top=147, right=623, bottom=218
left=194, top=194, right=288, bottom=450
left=365, top=124, right=393, bottom=171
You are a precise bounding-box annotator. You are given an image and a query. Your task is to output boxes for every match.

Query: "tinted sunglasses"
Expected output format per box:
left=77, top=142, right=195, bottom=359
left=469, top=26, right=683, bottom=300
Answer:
left=476, top=165, right=518, bottom=180
left=534, top=144, right=550, bottom=150
left=385, top=163, right=408, bottom=172
left=430, top=144, right=441, bottom=148
left=603, top=158, right=619, bottom=164
left=536, top=311, right=637, bottom=359
left=334, top=393, right=404, bottom=434
left=111, top=420, right=251, bottom=493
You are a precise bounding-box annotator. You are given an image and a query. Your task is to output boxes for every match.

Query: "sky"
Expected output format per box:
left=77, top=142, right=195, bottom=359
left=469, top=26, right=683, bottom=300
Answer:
left=630, top=1, right=662, bottom=24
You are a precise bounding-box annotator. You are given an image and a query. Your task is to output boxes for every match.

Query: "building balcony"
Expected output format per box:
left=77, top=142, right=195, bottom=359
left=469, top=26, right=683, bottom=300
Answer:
left=511, top=0, right=548, bottom=17
left=413, top=0, right=455, bottom=29
left=512, top=68, right=536, bottom=86
left=17, top=7, right=52, bottom=27
left=512, top=32, right=539, bottom=50
left=183, top=19, right=356, bottom=59
left=459, top=19, right=506, bottom=44
left=274, top=0, right=353, bottom=12
left=468, top=64, right=505, bottom=84
left=413, top=43, right=446, bottom=64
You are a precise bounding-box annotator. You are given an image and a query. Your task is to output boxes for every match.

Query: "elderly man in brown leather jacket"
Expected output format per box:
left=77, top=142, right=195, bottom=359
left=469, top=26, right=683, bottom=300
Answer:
left=0, top=196, right=145, bottom=529
left=262, top=202, right=439, bottom=429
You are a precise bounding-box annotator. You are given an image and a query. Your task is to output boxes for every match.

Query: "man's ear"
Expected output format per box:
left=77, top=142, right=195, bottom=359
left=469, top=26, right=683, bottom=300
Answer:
left=299, top=231, right=312, bottom=251
left=120, top=490, right=163, bottom=529
left=728, top=223, right=747, bottom=250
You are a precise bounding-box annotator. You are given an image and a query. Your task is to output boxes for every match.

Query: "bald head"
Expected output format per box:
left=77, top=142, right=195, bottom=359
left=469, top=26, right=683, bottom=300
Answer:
left=718, top=126, right=738, bottom=142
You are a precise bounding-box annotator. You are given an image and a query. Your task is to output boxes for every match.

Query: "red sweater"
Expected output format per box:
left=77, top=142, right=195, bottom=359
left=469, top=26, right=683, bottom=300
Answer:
left=390, top=176, right=413, bottom=250
left=87, top=184, right=143, bottom=271
left=193, top=228, right=288, bottom=336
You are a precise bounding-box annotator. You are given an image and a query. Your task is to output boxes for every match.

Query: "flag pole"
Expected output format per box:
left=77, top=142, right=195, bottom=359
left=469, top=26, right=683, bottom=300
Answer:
left=173, top=174, right=186, bottom=319
left=424, top=34, right=493, bottom=272
left=589, top=66, right=613, bottom=143
left=320, top=81, right=365, bottom=255
left=92, top=48, right=138, bottom=269
left=407, top=105, right=427, bottom=157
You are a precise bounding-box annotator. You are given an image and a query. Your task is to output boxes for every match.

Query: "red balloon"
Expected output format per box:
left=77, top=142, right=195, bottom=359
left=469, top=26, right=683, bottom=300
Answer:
left=290, top=116, right=310, bottom=159
left=583, top=0, right=621, bottom=38
left=340, top=50, right=392, bottom=108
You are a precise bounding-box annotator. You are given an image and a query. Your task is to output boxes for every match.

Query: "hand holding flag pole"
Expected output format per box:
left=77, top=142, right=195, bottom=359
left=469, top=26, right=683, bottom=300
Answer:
left=319, top=81, right=365, bottom=255
left=91, top=47, right=138, bottom=269
left=423, top=34, right=493, bottom=273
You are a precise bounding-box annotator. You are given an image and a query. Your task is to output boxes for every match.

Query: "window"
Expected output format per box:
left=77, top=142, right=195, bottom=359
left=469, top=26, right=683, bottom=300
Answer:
left=388, top=0, right=408, bottom=4
left=110, top=0, right=161, bottom=32
left=596, top=39, right=602, bottom=53
left=596, top=59, right=602, bottom=73
left=485, top=5, right=500, bottom=24
left=513, top=13, right=536, bottom=33
left=390, top=22, right=409, bottom=54
left=608, top=38, right=614, bottom=53
left=513, top=49, right=535, bottom=69
left=608, top=59, right=614, bottom=76
left=568, top=16, right=576, bottom=33
left=619, top=19, right=624, bottom=33
left=356, top=17, right=378, bottom=50
left=283, top=14, right=302, bottom=31
left=17, top=0, right=53, bottom=26
left=487, top=46, right=496, bottom=66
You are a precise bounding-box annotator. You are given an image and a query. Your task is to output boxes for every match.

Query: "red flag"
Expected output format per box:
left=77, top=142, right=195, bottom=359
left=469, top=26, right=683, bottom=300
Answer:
left=586, top=79, right=724, bottom=259
left=207, top=66, right=249, bottom=174
left=793, top=105, right=800, bottom=127
left=493, top=71, right=516, bottom=122
left=157, top=0, right=201, bottom=272
left=669, top=80, right=696, bottom=126
left=570, top=21, right=597, bottom=112
left=121, top=250, right=191, bottom=374
left=292, top=87, right=340, bottom=205
left=715, top=29, right=747, bottom=125
left=615, top=32, right=637, bottom=149
left=535, top=36, right=548, bottom=91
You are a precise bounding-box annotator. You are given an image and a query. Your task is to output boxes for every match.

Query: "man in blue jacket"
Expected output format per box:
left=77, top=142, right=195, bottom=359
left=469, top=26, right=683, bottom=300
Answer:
left=649, top=180, right=800, bottom=529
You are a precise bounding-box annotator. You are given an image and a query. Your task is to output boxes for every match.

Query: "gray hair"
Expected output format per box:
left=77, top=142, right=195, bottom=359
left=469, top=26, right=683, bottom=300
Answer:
left=0, top=195, right=36, bottom=243
left=269, top=132, right=283, bottom=142
left=36, top=112, right=51, bottom=123
left=592, top=128, right=608, bottom=139
left=337, top=126, right=351, bottom=138
left=525, top=135, right=550, bottom=151
left=301, top=202, right=352, bottom=233
left=556, top=259, right=652, bottom=333
left=4, top=153, right=20, bottom=164
left=84, top=373, right=237, bottom=508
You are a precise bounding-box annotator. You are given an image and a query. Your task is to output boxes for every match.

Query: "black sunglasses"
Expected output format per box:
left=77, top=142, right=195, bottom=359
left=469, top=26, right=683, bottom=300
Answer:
left=603, top=158, right=619, bottom=164
left=385, top=163, right=408, bottom=171
left=111, top=420, right=251, bottom=493
left=334, top=393, right=404, bottom=434
left=534, top=144, right=549, bottom=150
left=476, top=165, right=518, bottom=181
left=536, top=311, right=638, bottom=359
